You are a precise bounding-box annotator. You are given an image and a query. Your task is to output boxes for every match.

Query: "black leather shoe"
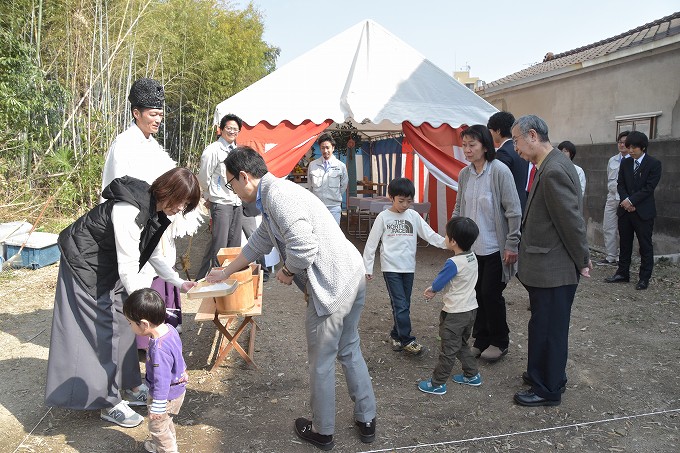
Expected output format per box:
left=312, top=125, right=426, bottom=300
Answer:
left=604, top=274, right=629, bottom=283
left=262, top=273, right=270, bottom=283
left=635, top=279, right=649, bottom=290
left=294, top=418, right=334, bottom=450
left=514, top=390, right=561, bottom=407
left=522, top=372, right=566, bottom=394
left=355, top=418, right=376, bottom=443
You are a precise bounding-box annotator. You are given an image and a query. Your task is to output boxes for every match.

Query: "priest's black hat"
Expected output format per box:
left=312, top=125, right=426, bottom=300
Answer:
left=128, top=78, right=164, bottom=109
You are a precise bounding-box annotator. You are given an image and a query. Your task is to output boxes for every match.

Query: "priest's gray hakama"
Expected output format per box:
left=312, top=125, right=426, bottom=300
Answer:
left=45, top=258, right=142, bottom=409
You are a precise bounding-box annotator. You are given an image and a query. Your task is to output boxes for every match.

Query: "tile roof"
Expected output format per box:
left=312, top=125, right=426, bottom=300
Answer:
left=481, top=12, right=680, bottom=90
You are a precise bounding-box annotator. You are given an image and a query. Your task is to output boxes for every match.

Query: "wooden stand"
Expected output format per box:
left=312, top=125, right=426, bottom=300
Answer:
left=194, top=269, right=263, bottom=371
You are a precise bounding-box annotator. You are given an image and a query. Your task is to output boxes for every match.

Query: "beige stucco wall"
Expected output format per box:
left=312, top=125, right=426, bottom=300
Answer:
left=481, top=45, right=680, bottom=144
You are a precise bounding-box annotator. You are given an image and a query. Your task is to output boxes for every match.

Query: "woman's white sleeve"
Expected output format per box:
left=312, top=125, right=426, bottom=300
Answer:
left=112, top=203, right=154, bottom=293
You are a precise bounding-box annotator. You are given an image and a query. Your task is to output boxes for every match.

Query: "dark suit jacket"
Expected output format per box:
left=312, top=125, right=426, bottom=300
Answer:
left=495, top=139, right=528, bottom=212
left=518, top=149, right=589, bottom=288
left=616, top=153, right=662, bottom=221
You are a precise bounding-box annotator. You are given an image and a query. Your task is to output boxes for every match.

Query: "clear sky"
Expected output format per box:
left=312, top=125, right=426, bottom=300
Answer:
left=234, top=0, right=678, bottom=83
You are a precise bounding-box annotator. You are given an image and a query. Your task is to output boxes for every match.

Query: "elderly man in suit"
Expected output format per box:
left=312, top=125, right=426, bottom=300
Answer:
left=511, top=115, right=591, bottom=407
left=604, top=131, right=662, bottom=290
left=488, top=111, right=529, bottom=213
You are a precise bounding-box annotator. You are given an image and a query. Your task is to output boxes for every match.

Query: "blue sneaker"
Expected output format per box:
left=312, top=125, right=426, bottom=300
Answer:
left=452, top=372, right=482, bottom=386
left=417, top=379, right=447, bottom=395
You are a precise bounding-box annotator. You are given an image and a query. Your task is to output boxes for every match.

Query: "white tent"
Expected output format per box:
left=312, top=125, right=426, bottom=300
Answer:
left=215, top=19, right=496, bottom=137
left=214, top=19, right=498, bottom=232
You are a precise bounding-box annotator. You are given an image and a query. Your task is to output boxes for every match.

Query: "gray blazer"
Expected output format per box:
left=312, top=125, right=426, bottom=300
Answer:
left=241, top=173, right=364, bottom=316
left=518, top=149, right=589, bottom=288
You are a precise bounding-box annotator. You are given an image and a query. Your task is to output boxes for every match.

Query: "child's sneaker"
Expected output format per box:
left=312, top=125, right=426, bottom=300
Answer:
left=100, top=401, right=144, bottom=427
left=417, top=378, right=447, bottom=395
left=124, top=383, right=149, bottom=407
left=390, top=338, right=403, bottom=351
left=143, top=440, right=157, bottom=453
left=402, top=340, right=424, bottom=355
left=452, top=372, right=482, bottom=387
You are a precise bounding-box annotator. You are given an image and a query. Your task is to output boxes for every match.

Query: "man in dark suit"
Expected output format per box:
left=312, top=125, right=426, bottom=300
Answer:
left=605, top=131, right=662, bottom=290
left=488, top=111, right=529, bottom=213
left=511, top=115, right=591, bottom=407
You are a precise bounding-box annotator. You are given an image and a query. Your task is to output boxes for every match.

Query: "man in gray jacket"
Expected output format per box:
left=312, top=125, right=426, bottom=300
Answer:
left=207, top=146, right=377, bottom=450
left=511, top=115, right=591, bottom=407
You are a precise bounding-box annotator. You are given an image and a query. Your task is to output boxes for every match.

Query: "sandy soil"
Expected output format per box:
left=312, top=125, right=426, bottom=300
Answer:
left=1, top=222, right=679, bottom=452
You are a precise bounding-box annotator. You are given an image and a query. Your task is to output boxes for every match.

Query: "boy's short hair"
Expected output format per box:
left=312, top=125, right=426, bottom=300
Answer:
left=446, top=217, right=479, bottom=252
left=387, top=177, right=415, bottom=198
left=123, top=288, right=166, bottom=326
left=625, top=130, right=648, bottom=152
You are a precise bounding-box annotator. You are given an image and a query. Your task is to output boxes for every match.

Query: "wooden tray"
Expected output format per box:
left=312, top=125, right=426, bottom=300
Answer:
left=186, top=279, right=238, bottom=299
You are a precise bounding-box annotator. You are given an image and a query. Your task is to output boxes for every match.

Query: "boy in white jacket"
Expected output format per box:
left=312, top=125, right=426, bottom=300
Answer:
left=363, top=178, right=447, bottom=355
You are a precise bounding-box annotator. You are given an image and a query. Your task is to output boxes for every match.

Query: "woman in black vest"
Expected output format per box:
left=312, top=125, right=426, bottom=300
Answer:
left=45, top=167, right=200, bottom=428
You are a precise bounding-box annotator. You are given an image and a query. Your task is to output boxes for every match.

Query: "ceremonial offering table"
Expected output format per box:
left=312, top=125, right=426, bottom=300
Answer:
left=190, top=266, right=264, bottom=372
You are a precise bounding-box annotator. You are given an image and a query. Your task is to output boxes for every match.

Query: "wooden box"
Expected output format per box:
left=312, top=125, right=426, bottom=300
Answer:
left=210, top=263, right=260, bottom=314
left=216, top=247, right=242, bottom=266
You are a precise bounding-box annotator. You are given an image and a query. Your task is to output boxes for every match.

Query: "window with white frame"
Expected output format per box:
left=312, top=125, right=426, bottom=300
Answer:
left=615, top=112, right=661, bottom=138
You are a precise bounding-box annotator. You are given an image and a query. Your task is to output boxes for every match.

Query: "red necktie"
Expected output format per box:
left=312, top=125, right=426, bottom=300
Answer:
left=527, top=165, right=537, bottom=192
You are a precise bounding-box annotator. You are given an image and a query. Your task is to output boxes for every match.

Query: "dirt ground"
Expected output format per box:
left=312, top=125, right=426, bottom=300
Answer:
left=1, top=220, right=679, bottom=453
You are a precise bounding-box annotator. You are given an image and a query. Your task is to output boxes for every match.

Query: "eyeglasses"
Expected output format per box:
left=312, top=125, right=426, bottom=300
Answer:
left=224, top=128, right=239, bottom=133
left=511, top=133, right=527, bottom=146
left=617, top=140, right=627, bottom=145
left=225, top=175, right=237, bottom=192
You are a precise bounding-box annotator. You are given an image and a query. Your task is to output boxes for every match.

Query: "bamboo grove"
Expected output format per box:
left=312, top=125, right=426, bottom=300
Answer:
left=0, top=0, right=279, bottom=227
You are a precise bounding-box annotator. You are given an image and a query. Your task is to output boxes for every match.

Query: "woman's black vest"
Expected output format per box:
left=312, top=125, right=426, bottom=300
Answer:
left=58, top=176, right=170, bottom=298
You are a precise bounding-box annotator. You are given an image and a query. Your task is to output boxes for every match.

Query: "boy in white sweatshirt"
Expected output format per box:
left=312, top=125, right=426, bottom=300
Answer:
left=363, top=178, right=447, bottom=355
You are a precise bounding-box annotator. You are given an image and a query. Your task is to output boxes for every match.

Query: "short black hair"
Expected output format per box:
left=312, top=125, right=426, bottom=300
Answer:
left=387, top=177, right=415, bottom=198
left=460, top=125, right=496, bottom=162
left=617, top=130, right=630, bottom=142
left=487, top=111, right=515, bottom=138
left=123, top=288, right=166, bottom=326
left=446, top=217, right=479, bottom=252
left=317, top=132, right=335, bottom=147
left=225, top=146, right=269, bottom=179
left=557, top=141, right=577, bottom=160
left=219, top=113, right=243, bottom=131
left=625, top=131, right=648, bottom=152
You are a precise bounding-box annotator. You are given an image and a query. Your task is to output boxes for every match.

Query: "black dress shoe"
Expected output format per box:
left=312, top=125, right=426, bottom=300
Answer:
left=635, top=279, right=649, bottom=290
left=294, top=418, right=334, bottom=450
left=604, top=274, right=629, bottom=283
left=355, top=418, right=376, bottom=443
left=522, top=372, right=566, bottom=394
left=514, top=390, right=561, bottom=407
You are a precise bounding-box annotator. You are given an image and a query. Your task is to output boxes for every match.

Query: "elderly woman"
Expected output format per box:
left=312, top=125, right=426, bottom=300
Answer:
left=45, top=168, right=200, bottom=428
left=452, top=125, right=522, bottom=362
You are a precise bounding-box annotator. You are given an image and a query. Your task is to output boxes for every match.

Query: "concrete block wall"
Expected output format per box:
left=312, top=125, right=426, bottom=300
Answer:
left=574, top=138, right=680, bottom=257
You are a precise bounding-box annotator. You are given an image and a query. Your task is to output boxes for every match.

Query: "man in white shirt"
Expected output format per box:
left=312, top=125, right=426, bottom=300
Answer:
left=599, top=131, right=630, bottom=266
left=102, top=78, right=175, bottom=190
left=196, top=114, right=244, bottom=279
left=557, top=141, right=586, bottom=199
left=307, top=133, right=348, bottom=224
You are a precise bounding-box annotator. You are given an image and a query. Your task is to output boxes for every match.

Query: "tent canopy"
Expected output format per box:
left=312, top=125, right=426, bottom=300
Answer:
left=214, top=19, right=496, bottom=137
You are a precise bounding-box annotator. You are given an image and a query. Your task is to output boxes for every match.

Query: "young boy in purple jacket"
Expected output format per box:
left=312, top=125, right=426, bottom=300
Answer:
left=124, top=288, right=188, bottom=453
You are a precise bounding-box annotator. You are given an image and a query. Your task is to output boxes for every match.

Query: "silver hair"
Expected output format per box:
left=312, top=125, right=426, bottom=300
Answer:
left=512, top=115, right=550, bottom=143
